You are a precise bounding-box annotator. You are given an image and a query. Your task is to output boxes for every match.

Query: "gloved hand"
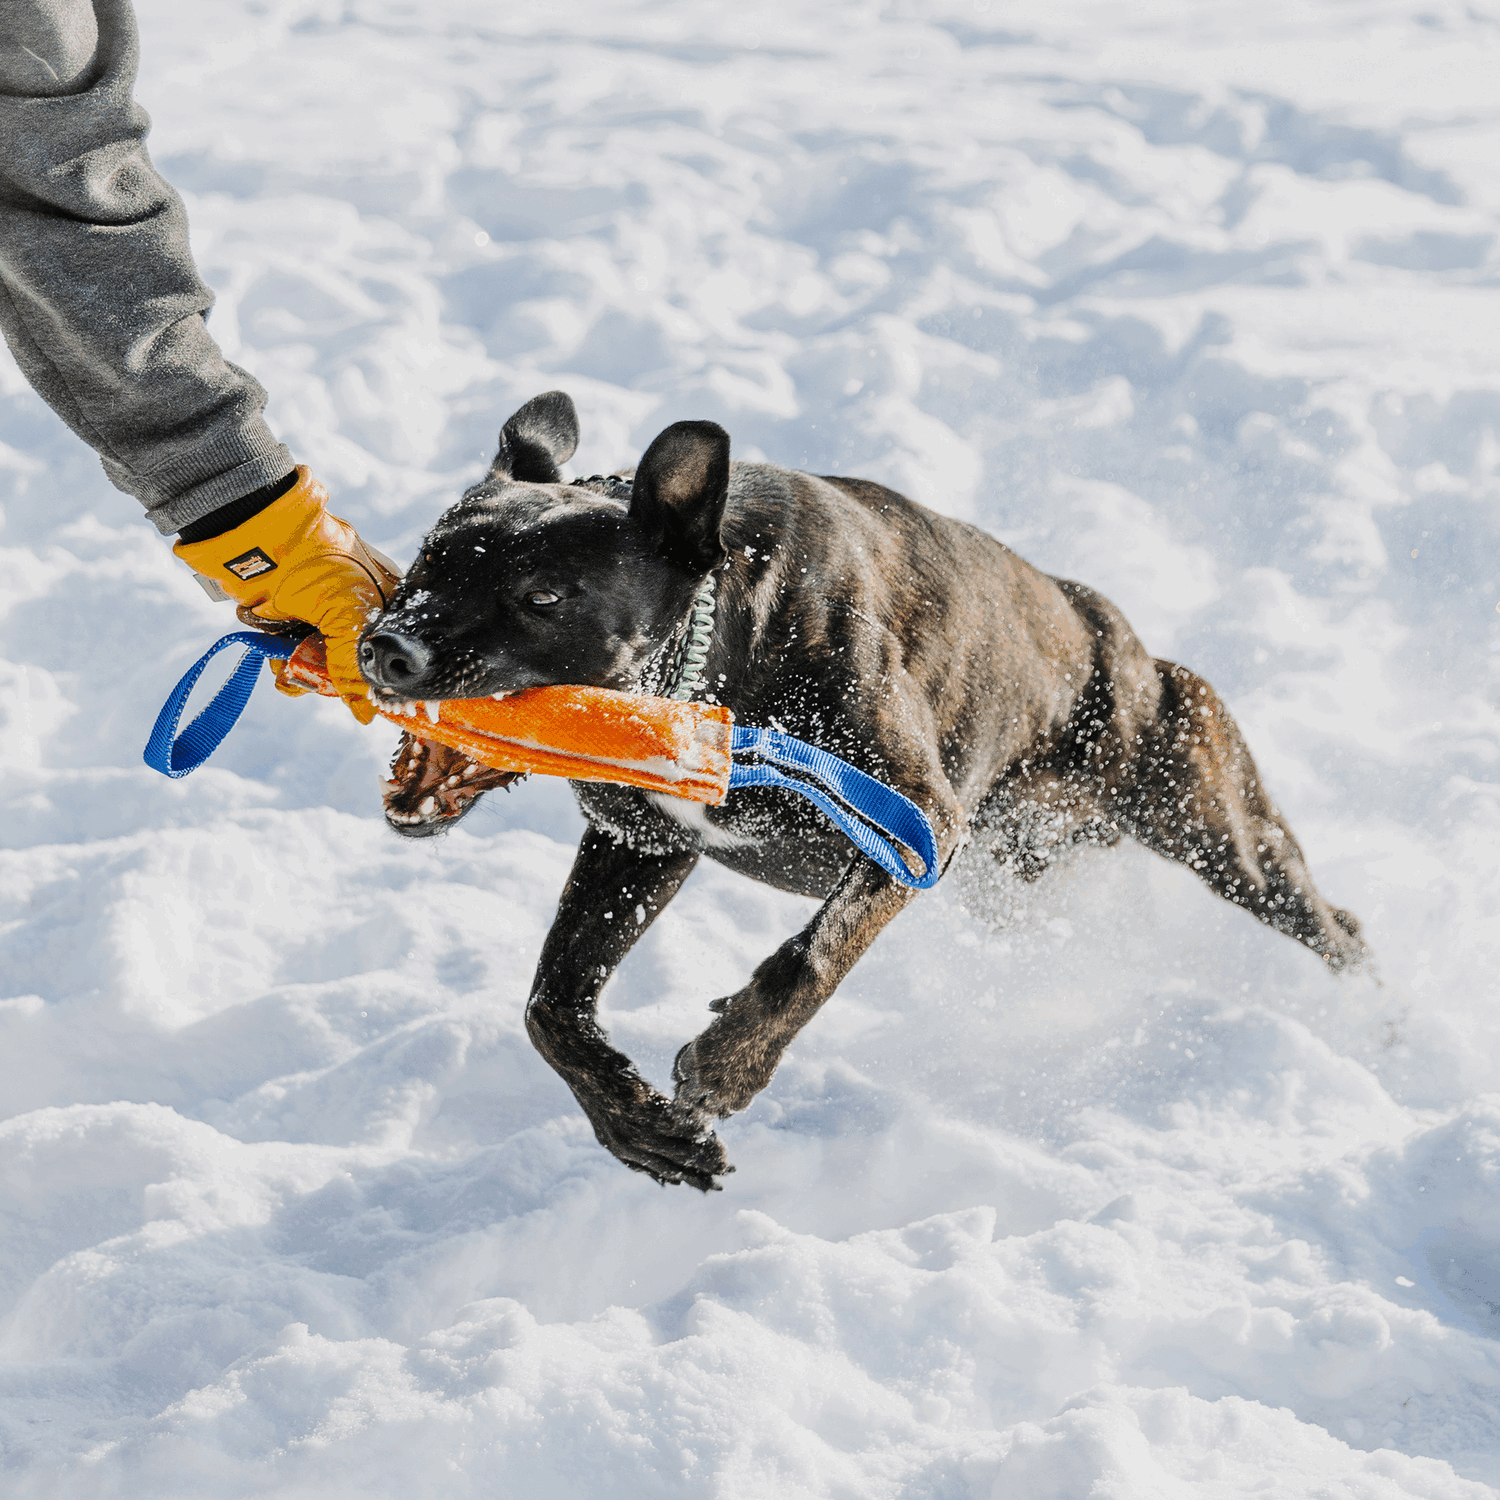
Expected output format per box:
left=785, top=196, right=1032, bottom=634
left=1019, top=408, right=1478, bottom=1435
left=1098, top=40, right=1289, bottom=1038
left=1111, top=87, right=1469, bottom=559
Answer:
left=174, top=467, right=399, bottom=724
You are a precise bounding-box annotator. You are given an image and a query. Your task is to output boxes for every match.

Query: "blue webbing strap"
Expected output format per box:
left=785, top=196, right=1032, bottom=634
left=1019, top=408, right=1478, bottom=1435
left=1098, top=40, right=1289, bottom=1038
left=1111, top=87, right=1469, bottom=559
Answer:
left=145, top=633, right=943, bottom=889
left=729, top=724, right=941, bottom=890
left=143, top=630, right=296, bottom=778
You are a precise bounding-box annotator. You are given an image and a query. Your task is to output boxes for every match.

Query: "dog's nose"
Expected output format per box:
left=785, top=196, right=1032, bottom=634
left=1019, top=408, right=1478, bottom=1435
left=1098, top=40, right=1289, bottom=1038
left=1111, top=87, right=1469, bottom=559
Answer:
left=360, top=630, right=432, bottom=689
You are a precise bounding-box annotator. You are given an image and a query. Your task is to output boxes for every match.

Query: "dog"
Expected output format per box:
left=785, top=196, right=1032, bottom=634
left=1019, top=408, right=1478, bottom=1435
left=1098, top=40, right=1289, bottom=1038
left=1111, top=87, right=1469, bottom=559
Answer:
left=359, top=390, right=1366, bottom=1190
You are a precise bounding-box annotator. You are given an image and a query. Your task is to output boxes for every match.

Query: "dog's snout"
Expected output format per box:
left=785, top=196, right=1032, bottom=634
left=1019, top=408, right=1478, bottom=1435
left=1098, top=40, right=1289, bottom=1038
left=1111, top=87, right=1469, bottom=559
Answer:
left=361, top=630, right=432, bottom=689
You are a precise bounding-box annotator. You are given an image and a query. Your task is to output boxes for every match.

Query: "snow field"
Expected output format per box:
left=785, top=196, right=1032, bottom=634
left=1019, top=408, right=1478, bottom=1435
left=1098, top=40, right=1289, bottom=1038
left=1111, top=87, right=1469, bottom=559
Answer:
left=1, top=0, right=1499, bottom=1493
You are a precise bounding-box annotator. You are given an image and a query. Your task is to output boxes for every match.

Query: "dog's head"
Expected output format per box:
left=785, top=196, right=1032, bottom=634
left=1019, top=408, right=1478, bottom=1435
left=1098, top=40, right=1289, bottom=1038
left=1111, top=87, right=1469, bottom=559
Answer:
left=359, top=391, right=729, bottom=703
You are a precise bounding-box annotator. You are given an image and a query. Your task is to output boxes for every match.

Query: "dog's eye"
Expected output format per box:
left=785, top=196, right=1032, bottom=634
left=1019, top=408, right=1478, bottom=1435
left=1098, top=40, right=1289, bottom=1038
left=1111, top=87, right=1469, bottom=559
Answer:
left=526, top=590, right=561, bottom=607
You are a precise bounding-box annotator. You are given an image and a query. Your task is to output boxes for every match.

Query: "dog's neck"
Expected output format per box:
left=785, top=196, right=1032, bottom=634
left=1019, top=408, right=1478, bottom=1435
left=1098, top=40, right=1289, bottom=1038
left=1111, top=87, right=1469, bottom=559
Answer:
left=564, top=474, right=729, bottom=706
left=633, top=572, right=720, bottom=702
left=663, top=574, right=718, bottom=702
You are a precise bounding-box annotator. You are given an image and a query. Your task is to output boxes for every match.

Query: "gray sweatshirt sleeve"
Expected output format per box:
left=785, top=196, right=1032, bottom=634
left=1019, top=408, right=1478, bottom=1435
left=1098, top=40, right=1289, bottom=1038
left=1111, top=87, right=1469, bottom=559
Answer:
left=0, top=0, right=293, bottom=535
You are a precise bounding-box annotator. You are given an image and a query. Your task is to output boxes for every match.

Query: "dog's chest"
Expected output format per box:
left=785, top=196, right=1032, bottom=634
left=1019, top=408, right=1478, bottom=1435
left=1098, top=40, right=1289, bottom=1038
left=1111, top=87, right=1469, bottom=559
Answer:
left=570, top=777, right=854, bottom=894
left=572, top=780, right=769, bottom=854
left=644, top=792, right=753, bottom=850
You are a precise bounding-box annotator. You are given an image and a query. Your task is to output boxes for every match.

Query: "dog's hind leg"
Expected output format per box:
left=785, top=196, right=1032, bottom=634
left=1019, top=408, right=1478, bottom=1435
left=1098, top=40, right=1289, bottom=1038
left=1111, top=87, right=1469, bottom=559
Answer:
left=526, top=830, right=731, bottom=1190
left=1118, top=661, right=1366, bottom=971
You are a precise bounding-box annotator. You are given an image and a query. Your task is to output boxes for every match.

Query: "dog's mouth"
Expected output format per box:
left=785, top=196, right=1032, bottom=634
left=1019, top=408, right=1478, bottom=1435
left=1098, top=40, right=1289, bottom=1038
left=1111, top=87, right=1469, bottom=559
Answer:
left=381, top=729, right=523, bottom=837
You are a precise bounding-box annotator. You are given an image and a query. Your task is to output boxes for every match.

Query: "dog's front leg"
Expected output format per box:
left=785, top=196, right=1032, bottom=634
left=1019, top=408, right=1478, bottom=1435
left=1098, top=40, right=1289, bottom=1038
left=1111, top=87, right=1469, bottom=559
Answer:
left=526, top=828, right=731, bottom=1190
left=675, top=736, right=966, bottom=1122
left=672, top=857, right=920, bottom=1122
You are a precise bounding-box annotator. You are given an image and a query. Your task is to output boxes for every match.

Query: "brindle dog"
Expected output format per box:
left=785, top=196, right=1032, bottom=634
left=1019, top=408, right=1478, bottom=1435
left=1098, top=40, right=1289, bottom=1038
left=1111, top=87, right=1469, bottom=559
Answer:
left=360, top=390, right=1365, bottom=1190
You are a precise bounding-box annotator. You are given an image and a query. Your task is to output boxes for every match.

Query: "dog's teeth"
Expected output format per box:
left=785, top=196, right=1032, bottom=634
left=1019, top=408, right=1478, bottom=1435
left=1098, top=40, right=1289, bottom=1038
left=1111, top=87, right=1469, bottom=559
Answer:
left=461, top=764, right=478, bottom=778
left=491, top=691, right=511, bottom=701
left=419, top=797, right=435, bottom=815
left=379, top=778, right=397, bottom=794
left=444, top=775, right=460, bottom=787
left=423, top=700, right=441, bottom=723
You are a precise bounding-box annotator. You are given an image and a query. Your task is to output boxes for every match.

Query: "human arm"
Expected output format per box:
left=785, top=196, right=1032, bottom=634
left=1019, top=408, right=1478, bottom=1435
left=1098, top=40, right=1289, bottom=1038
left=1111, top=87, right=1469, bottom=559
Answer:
left=0, top=0, right=396, bottom=718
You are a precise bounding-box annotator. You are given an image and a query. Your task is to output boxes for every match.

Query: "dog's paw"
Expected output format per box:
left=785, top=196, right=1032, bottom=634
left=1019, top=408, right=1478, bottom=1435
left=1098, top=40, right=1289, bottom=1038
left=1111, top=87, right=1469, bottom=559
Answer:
left=672, top=1026, right=777, bottom=1121
left=590, top=1089, right=733, bottom=1192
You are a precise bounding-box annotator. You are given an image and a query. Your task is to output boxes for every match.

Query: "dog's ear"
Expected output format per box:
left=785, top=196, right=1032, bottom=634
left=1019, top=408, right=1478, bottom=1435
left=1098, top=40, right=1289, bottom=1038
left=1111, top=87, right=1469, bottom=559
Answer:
left=488, top=391, right=580, bottom=483
left=630, top=420, right=730, bottom=574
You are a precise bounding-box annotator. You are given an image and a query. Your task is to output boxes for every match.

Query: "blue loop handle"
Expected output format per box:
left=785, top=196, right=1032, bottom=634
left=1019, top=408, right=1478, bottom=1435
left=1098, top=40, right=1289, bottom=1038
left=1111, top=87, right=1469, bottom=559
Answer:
left=144, top=631, right=296, bottom=778
left=729, top=724, right=941, bottom=889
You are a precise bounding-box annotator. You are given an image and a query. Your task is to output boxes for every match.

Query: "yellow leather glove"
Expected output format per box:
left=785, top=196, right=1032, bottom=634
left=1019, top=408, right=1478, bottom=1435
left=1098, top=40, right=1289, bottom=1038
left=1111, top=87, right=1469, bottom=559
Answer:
left=174, top=467, right=399, bottom=724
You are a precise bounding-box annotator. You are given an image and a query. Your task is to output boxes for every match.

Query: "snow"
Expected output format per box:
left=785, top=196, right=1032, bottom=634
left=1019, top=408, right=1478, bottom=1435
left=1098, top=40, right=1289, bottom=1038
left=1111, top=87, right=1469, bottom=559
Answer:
left=2, top=0, right=1499, bottom=1493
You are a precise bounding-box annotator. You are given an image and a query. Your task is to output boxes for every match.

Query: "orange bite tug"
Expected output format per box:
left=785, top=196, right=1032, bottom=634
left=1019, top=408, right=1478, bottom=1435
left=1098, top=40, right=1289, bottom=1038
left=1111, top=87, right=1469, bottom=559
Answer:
left=279, top=634, right=734, bottom=805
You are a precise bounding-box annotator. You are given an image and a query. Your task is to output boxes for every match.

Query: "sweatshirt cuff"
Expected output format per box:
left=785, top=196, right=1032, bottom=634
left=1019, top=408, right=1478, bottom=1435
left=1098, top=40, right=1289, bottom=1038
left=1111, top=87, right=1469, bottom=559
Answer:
left=104, top=417, right=296, bottom=535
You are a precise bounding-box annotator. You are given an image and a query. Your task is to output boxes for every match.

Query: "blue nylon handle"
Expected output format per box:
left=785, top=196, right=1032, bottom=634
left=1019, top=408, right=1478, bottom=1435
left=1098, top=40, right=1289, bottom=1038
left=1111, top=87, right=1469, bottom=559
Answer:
left=144, top=631, right=296, bottom=778
left=728, top=724, right=941, bottom=890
